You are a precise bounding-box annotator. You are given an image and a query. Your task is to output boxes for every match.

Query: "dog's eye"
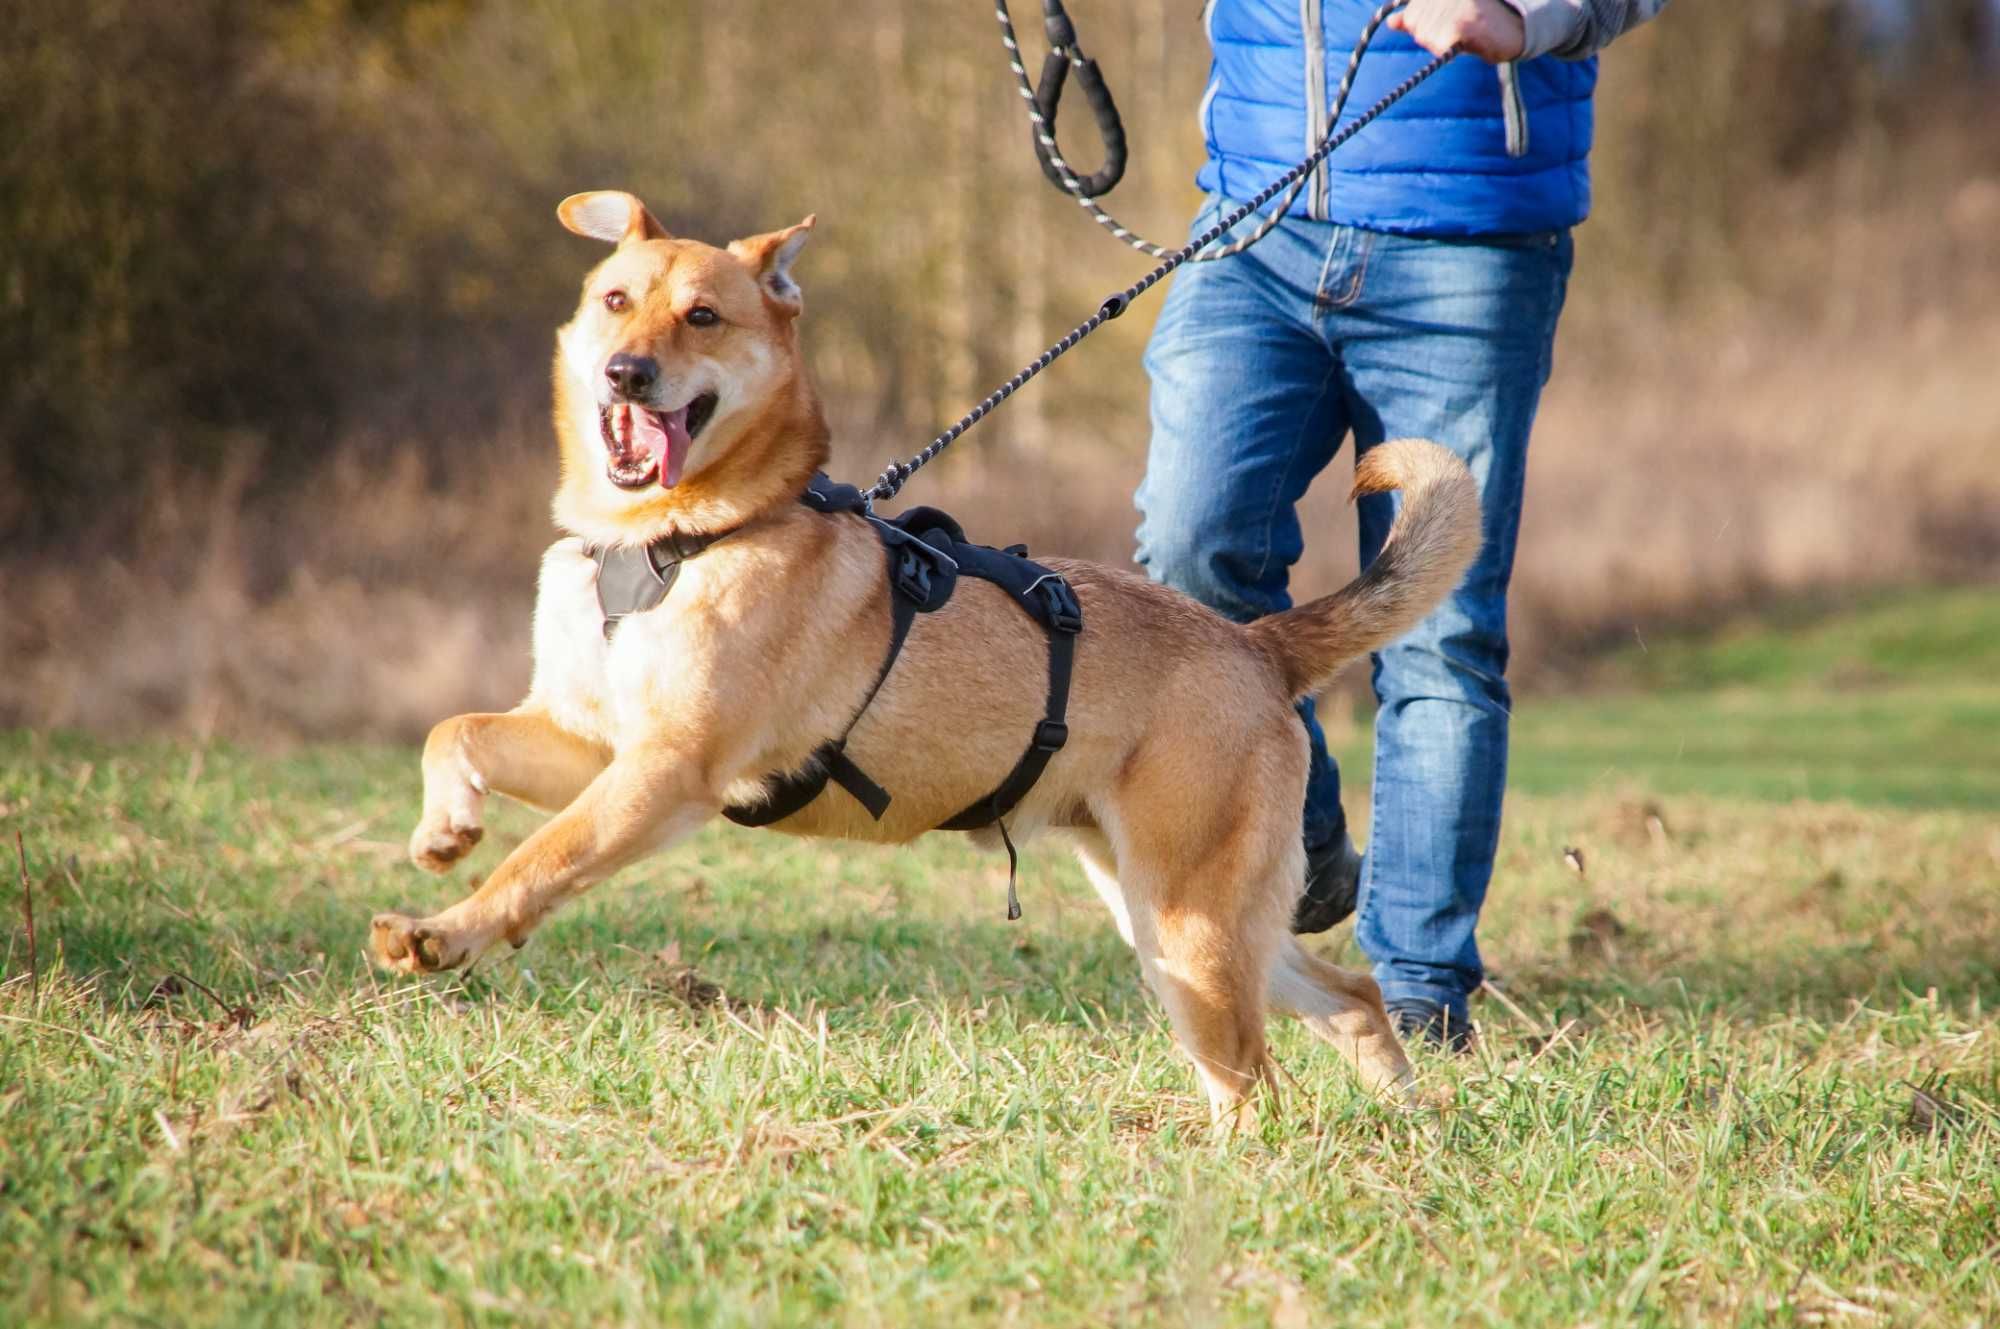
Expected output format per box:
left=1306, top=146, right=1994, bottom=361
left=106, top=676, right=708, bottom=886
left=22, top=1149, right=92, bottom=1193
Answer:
left=686, top=305, right=719, bottom=327
left=602, top=290, right=629, bottom=313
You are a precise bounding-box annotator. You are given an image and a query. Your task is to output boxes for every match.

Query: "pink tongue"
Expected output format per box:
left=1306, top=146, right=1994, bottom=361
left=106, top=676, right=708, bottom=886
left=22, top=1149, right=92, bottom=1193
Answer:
left=629, top=405, right=692, bottom=488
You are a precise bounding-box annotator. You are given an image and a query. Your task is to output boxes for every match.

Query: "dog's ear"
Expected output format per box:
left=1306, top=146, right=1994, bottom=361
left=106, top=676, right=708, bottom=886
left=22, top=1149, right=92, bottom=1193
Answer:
left=728, top=215, right=816, bottom=314
left=557, top=191, right=671, bottom=246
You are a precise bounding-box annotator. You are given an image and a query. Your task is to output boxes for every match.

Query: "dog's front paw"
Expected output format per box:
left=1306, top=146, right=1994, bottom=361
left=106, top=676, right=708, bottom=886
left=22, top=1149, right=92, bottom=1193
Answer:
left=408, top=817, right=483, bottom=873
left=370, top=912, right=476, bottom=974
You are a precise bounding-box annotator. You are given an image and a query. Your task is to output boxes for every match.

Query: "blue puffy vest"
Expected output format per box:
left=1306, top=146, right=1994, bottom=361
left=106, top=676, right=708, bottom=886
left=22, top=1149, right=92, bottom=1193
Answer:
left=1195, top=0, right=1597, bottom=236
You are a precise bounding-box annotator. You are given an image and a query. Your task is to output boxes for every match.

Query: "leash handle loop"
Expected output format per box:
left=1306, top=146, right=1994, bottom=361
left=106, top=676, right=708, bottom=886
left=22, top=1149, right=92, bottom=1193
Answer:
left=1030, top=52, right=1129, bottom=199
left=1027, top=0, right=1128, bottom=199
left=1002, top=0, right=1426, bottom=262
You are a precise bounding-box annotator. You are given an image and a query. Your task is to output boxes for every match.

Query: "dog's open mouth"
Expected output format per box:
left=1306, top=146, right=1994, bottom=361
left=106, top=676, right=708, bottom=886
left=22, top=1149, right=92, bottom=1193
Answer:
left=600, top=394, right=718, bottom=490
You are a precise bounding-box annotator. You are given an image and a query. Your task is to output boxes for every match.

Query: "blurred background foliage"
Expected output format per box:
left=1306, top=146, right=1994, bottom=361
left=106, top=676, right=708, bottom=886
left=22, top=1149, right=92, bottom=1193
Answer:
left=2, top=0, right=1996, bottom=735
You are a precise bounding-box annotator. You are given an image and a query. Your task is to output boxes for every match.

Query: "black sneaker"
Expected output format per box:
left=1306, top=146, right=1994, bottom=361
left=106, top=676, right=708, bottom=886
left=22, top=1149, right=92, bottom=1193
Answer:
left=1291, top=831, right=1363, bottom=934
left=1387, top=999, right=1475, bottom=1054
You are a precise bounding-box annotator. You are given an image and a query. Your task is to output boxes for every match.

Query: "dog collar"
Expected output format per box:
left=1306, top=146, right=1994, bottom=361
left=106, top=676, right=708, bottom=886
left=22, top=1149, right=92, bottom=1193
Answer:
left=585, top=477, right=862, bottom=641
left=586, top=526, right=739, bottom=642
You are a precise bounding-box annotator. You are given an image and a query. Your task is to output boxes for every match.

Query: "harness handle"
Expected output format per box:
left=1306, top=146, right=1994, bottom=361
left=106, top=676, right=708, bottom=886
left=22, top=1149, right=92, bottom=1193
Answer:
left=1027, top=1, right=1128, bottom=199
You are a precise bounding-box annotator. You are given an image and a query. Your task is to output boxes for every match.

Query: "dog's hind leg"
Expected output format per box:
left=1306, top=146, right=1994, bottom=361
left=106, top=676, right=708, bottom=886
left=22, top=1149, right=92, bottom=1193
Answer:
left=1082, top=830, right=1269, bottom=1124
left=1268, top=938, right=1414, bottom=1098
left=409, top=710, right=610, bottom=873
left=1150, top=896, right=1281, bottom=1131
left=1111, top=826, right=1287, bottom=1132
left=1091, top=727, right=1298, bottom=1130
left=374, top=748, right=710, bottom=974
left=1079, top=830, right=1275, bottom=1125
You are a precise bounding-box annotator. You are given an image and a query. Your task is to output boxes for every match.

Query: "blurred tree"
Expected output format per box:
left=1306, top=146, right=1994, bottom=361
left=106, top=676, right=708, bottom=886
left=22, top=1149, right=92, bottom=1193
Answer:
left=0, top=0, right=394, bottom=541
left=1, top=0, right=1993, bottom=548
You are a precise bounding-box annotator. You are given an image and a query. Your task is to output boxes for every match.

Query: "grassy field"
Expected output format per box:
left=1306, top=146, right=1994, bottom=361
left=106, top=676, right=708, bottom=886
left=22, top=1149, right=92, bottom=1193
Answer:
left=1316, top=588, right=2000, bottom=812
left=3, top=595, right=1997, bottom=1326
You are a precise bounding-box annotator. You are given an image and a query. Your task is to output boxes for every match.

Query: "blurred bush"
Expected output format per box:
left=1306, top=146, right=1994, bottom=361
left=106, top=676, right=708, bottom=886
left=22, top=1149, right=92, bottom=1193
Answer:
left=1586, top=0, right=1998, bottom=322
left=3, top=0, right=360, bottom=538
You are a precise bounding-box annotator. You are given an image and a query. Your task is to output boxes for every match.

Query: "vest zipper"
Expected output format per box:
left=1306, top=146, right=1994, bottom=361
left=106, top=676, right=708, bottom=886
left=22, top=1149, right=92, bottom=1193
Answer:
left=1197, top=0, right=1220, bottom=161
left=1498, top=61, right=1530, bottom=158
left=1300, top=0, right=1328, bottom=221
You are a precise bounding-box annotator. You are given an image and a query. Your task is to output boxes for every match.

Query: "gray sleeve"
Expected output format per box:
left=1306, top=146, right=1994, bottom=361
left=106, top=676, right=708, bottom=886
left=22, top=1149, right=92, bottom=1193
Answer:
left=1499, top=0, right=1671, bottom=60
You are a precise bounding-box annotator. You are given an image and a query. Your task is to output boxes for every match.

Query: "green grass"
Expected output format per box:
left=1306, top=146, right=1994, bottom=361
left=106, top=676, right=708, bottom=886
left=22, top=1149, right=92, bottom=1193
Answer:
left=1329, top=587, right=2000, bottom=809
left=1584, top=587, right=2000, bottom=694
left=3, top=594, right=1998, bottom=1325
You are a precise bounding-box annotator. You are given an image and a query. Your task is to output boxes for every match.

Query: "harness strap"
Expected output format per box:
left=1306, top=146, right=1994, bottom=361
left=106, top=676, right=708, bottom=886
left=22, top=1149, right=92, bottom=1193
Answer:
left=721, top=586, right=919, bottom=828
left=933, top=565, right=1078, bottom=923
left=936, top=572, right=1079, bottom=832
left=821, top=748, right=893, bottom=821
left=997, top=818, right=1023, bottom=922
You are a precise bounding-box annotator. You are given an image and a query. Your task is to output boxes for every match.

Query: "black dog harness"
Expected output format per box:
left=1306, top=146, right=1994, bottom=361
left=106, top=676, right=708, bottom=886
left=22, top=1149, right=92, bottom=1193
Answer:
left=587, top=475, right=1082, bottom=918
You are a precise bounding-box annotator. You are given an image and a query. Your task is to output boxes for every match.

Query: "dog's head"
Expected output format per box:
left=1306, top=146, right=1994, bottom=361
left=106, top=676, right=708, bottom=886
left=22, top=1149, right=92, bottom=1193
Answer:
left=550, top=191, right=825, bottom=542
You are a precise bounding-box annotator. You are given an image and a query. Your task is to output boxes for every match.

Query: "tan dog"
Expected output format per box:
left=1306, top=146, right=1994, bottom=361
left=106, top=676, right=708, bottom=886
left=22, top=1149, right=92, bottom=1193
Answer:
left=370, top=191, right=1482, bottom=1126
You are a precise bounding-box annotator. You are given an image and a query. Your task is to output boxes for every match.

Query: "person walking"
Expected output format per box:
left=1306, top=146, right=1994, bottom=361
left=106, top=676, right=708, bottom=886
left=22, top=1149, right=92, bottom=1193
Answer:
left=1136, top=0, right=1669, bottom=1049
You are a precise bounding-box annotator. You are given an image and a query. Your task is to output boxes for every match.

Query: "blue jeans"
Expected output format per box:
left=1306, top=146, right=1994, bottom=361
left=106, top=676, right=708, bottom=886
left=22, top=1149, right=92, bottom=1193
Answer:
left=1136, top=196, right=1572, bottom=1026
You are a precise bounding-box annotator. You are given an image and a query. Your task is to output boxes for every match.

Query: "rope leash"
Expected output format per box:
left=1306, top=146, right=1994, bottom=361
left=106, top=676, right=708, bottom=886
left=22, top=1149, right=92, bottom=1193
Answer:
left=867, top=0, right=1456, bottom=504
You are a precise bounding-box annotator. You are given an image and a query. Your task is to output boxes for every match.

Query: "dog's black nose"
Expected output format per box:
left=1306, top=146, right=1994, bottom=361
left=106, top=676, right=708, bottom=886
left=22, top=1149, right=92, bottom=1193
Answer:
left=604, top=353, right=658, bottom=399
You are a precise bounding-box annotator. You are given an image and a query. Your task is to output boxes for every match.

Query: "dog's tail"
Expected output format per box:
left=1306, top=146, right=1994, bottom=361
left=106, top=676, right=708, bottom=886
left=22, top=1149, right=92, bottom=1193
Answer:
left=1246, top=439, right=1483, bottom=700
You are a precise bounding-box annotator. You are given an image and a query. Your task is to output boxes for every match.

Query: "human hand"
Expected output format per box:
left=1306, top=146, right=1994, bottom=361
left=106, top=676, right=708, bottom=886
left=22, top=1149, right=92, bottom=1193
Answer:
left=1387, top=0, right=1527, bottom=62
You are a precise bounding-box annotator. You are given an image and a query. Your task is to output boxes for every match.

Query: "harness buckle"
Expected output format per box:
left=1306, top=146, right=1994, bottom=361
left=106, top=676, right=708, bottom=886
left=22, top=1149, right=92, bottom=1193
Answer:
left=1033, top=575, right=1083, bottom=635
left=893, top=547, right=938, bottom=604
left=1032, top=718, right=1069, bottom=753
left=887, top=533, right=958, bottom=606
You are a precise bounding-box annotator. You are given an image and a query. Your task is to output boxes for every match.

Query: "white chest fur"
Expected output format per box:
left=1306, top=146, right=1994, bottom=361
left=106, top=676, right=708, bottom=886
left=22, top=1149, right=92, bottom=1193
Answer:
left=525, top=538, right=743, bottom=751
left=525, top=539, right=621, bottom=745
